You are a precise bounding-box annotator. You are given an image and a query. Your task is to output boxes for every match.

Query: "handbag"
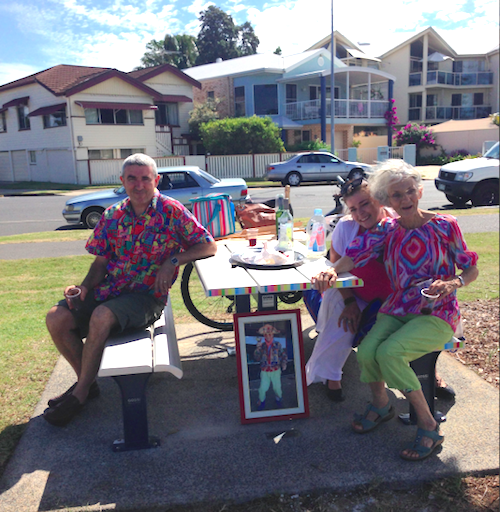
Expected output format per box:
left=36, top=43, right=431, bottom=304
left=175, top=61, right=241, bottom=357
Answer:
left=235, top=203, right=276, bottom=229
left=191, top=194, right=236, bottom=239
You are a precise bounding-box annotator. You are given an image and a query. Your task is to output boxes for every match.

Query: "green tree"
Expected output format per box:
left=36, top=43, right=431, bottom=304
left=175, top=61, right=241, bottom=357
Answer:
left=274, top=46, right=282, bottom=55
left=136, top=34, right=198, bottom=70
left=237, top=21, right=259, bottom=56
left=188, top=99, right=220, bottom=141
left=199, top=116, right=285, bottom=155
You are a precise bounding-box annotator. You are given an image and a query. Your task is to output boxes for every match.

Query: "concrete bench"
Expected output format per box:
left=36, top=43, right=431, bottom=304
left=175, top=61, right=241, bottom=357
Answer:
left=98, top=297, right=182, bottom=452
left=400, top=336, right=465, bottom=425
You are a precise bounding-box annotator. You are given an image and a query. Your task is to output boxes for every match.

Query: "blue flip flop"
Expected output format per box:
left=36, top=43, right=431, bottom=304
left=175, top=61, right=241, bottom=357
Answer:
left=400, top=425, right=444, bottom=461
left=352, top=402, right=395, bottom=434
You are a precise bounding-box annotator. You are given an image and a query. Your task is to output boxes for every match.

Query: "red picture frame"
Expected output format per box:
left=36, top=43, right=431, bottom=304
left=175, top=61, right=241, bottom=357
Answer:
left=234, top=309, right=309, bottom=424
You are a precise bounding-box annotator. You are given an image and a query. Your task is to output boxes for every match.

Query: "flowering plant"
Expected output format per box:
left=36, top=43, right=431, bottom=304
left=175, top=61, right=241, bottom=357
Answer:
left=394, top=123, right=436, bottom=148
left=384, top=99, right=399, bottom=129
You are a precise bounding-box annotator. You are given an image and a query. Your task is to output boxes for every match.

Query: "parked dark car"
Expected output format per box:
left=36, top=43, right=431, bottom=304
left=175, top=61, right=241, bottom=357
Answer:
left=63, top=166, right=249, bottom=228
left=265, top=152, right=372, bottom=186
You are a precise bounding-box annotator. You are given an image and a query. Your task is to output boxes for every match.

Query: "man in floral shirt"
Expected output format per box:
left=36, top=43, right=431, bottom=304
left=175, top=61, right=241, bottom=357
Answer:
left=44, top=154, right=216, bottom=426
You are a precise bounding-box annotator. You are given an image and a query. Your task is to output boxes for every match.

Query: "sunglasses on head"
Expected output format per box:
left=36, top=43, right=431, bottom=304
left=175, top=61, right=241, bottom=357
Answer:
left=340, top=177, right=365, bottom=197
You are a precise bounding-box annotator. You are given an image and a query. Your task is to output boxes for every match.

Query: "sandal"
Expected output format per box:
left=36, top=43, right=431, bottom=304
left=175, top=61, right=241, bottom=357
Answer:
left=352, top=402, right=395, bottom=434
left=400, top=425, right=444, bottom=461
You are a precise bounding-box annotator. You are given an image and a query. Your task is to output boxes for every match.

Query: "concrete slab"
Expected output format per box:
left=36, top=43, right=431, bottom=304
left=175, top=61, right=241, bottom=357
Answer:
left=0, top=318, right=498, bottom=512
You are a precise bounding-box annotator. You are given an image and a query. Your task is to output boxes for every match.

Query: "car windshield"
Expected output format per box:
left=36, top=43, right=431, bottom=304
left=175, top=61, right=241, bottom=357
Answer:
left=115, top=186, right=125, bottom=194
left=484, top=142, right=499, bottom=159
left=197, top=169, right=220, bottom=184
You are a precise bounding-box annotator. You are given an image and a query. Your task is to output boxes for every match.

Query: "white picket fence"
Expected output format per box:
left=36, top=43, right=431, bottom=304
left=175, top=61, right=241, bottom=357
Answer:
left=78, top=146, right=409, bottom=185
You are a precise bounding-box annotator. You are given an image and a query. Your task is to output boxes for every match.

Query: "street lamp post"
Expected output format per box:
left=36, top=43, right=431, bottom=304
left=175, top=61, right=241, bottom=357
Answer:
left=330, top=0, right=335, bottom=153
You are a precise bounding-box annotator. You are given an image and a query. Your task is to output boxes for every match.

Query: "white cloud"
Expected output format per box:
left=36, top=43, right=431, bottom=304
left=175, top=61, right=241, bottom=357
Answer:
left=0, top=63, right=41, bottom=86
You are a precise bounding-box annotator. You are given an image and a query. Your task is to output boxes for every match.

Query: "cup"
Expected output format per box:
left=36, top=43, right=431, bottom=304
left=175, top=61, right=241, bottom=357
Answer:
left=246, top=228, right=259, bottom=247
left=420, top=288, right=440, bottom=315
left=65, top=287, right=82, bottom=311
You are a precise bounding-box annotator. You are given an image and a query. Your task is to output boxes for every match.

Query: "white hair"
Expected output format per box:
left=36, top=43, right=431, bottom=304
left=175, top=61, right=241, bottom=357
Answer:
left=368, top=159, right=422, bottom=206
left=121, top=153, right=158, bottom=178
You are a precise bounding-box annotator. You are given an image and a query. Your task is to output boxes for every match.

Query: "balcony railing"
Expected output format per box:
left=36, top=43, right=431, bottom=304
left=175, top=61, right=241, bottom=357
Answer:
left=285, top=99, right=389, bottom=121
left=425, top=105, right=492, bottom=120
left=410, top=71, right=494, bottom=87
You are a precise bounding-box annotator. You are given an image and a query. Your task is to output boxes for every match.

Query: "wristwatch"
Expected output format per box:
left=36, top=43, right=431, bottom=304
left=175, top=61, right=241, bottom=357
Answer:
left=170, top=256, right=179, bottom=267
left=456, top=275, right=465, bottom=288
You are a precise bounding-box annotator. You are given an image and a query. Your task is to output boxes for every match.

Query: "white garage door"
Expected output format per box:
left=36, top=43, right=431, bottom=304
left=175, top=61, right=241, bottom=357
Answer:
left=12, top=150, right=29, bottom=181
left=0, top=151, right=12, bottom=181
left=47, top=150, right=75, bottom=183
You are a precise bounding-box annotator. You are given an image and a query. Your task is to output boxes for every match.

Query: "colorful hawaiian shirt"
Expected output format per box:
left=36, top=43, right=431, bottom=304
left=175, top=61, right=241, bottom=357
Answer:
left=253, top=341, right=288, bottom=372
left=86, top=190, right=213, bottom=304
left=345, top=214, right=478, bottom=331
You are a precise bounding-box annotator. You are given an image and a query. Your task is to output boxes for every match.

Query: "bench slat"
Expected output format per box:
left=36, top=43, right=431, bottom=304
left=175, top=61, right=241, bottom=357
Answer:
left=153, top=299, right=183, bottom=379
left=98, top=329, right=153, bottom=377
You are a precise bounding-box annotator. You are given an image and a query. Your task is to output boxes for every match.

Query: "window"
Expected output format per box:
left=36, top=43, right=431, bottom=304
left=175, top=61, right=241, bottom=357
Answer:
left=473, top=93, right=484, bottom=106
left=29, top=151, right=36, bottom=164
left=85, top=108, right=143, bottom=125
left=0, top=111, right=6, bottom=133
left=162, top=172, right=199, bottom=190
left=317, top=154, right=337, bottom=163
left=309, top=86, right=332, bottom=101
left=120, top=148, right=145, bottom=158
left=234, top=86, right=245, bottom=117
left=207, top=91, right=215, bottom=99
left=254, top=84, right=278, bottom=115
left=43, top=108, right=66, bottom=128
left=17, top=105, right=30, bottom=130
left=286, top=84, right=297, bottom=104
left=88, top=149, right=114, bottom=160
left=302, top=130, right=311, bottom=142
left=427, top=94, right=437, bottom=106
left=451, top=94, right=462, bottom=106
left=409, top=94, right=422, bottom=108
left=155, top=103, right=179, bottom=126
left=428, top=61, right=439, bottom=71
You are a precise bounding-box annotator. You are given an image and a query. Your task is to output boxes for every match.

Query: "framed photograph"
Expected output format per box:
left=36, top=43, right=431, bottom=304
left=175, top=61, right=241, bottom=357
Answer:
left=234, top=309, right=309, bottom=424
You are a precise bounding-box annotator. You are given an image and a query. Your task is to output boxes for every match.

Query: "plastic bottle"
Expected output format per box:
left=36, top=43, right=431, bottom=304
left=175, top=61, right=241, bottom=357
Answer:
left=306, top=208, right=327, bottom=258
left=277, top=198, right=294, bottom=252
left=275, top=193, right=285, bottom=237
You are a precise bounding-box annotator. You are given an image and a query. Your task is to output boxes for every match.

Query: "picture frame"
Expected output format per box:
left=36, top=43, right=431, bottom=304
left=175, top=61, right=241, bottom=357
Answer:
left=234, top=309, right=309, bottom=424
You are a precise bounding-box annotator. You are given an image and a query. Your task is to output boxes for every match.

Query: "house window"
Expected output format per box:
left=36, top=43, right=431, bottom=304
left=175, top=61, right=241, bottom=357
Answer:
left=234, top=86, right=245, bottom=117
left=88, top=149, right=114, bottom=160
left=302, top=130, right=311, bottom=142
left=428, top=61, right=439, bottom=71
left=254, top=85, right=278, bottom=115
left=85, top=108, right=143, bottom=125
left=155, top=103, right=179, bottom=126
left=0, top=111, right=6, bottom=133
left=120, top=148, right=145, bottom=158
left=17, top=105, right=30, bottom=130
left=207, top=91, right=215, bottom=99
left=427, top=94, right=437, bottom=106
left=309, top=86, right=333, bottom=100
left=43, top=108, right=67, bottom=128
left=286, top=84, right=297, bottom=104
left=451, top=94, right=462, bottom=106
left=29, top=151, right=36, bottom=164
left=409, top=93, right=422, bottom=121
left=473, top=93, right=484, bottom=106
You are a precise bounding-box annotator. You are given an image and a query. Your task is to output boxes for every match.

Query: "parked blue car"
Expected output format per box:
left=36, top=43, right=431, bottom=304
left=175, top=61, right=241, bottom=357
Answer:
left=63, top=166, right=249, bottom=228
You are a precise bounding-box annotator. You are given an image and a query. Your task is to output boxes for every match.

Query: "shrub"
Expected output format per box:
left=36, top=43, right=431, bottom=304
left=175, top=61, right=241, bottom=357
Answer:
left=394, top=123, right=436, bottom=164
left=285, top=138, right=330, bottom=152
left=188, top=99, right=220, bottom=141
left=199, top=116, right=285, bottom=155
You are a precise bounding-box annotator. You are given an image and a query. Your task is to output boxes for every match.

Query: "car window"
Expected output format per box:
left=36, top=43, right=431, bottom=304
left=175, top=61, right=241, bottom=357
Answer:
left=163, top=172, right=199, bottom=190
left=299, top=155, right=320, bottom=164
left=317, top=155, right=338, bottom=164
left=297, top=155, right=309, bottom=164
left=197, top=169, right=219, bottom=184
left=484, top=142, right=499, bottom=159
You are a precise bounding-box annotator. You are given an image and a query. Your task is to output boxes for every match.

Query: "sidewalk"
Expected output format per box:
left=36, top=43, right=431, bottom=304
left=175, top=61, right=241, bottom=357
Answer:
left=0, top=317, right=498, bottom=512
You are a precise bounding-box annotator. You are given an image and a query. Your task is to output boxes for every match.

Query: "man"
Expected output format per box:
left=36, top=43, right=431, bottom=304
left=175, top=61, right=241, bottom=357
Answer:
left=253, top=323, right=288, bottom=410
left=44, top=153, right=217, bottom=426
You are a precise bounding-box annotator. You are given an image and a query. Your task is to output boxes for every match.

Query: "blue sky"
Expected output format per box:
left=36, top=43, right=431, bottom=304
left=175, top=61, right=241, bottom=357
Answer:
left=0, top=0, right=498, bottom=85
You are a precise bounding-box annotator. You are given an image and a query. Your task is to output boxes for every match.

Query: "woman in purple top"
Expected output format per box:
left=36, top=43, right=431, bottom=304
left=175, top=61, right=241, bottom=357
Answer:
left=313, top=159, right=478, bottom=461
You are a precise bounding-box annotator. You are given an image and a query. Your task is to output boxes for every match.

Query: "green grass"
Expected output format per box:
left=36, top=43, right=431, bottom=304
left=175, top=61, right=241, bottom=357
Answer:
left=0, top=232, right=497, bottom=476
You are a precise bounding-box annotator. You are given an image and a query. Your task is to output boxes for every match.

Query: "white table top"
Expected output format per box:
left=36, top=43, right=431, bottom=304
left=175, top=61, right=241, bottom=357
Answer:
left=194, top=239, right=363, bottom=297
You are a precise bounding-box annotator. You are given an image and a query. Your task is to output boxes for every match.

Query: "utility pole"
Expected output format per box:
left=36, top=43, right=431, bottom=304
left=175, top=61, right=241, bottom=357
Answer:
left=330, top=0, right=335, bottom=153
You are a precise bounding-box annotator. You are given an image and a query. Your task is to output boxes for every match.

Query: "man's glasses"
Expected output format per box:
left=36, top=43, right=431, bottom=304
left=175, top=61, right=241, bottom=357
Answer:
left=340, top=177, right=365, bottom=197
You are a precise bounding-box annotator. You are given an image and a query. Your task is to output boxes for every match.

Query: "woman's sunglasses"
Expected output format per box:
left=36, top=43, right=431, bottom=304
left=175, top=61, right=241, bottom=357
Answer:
left=340, top=177, right=365, bottom=197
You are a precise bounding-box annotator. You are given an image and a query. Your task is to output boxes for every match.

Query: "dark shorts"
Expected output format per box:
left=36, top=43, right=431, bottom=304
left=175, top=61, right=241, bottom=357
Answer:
left=57, top=291, right=165, bottom=338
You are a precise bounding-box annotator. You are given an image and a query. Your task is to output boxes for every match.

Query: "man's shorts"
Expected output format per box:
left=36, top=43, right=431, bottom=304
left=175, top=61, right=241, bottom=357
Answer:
left=57, top=291, right=165, bottom=338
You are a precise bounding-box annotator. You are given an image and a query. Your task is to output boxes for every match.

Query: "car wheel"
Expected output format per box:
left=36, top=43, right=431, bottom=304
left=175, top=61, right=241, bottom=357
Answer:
left=286, top=172, right=302, bottom=186
left=471, top=182, right=499, bottom=207
left=445, top=194, right=469, bottom=207
left=82, top=207, right=104, bottom=229
left=347, top=168, right=365, bottom=181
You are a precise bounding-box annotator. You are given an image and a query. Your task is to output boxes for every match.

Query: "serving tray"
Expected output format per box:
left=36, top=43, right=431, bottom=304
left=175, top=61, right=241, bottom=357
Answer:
left=229, top=248, right=305, bottom=270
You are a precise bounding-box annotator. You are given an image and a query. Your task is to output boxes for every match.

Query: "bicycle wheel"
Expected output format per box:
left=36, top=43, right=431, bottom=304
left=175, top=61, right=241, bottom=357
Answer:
left=181, top=262, right=235, bottom=331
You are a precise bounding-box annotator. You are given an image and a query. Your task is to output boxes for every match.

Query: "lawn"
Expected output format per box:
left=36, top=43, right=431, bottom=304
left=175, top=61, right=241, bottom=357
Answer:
left=0, top=231, right=497, bottom=477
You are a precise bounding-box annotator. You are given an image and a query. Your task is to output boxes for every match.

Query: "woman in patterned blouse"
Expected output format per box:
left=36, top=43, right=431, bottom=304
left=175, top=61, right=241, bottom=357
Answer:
left=313, top=159, right=478, bottom=461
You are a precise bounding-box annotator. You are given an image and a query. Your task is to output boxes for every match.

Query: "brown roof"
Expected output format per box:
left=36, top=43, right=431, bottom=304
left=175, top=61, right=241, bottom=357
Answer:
left=129, top=63, right=201, bottom=89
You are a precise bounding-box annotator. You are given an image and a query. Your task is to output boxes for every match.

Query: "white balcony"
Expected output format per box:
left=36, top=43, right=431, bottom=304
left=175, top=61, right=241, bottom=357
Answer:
left=285, top=98, right=389, bottom=121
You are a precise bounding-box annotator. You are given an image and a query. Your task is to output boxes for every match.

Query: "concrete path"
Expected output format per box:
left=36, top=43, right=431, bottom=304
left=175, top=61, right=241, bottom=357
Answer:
left=0, top=318, right=498, bottom=512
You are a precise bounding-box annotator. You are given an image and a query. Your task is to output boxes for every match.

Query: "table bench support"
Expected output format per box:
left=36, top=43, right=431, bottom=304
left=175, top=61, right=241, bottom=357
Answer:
left=111, top=373, right=160, bottom=452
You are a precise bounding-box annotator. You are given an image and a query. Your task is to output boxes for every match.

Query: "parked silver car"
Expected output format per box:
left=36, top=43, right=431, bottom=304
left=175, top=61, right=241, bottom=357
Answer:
left=265, top=152, right=371, bottom=186
left=63, top=166, right=249, bottom=228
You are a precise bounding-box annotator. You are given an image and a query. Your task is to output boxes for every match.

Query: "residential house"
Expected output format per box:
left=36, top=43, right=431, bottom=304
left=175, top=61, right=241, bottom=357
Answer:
left=0, top=63, right=200, bottom=183
left=310, top=27, right=499, bottom=128
left=184, top=44, right=396, bottom=150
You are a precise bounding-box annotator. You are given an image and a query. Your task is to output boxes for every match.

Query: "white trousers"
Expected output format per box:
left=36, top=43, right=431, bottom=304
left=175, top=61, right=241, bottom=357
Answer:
left=305, top=288, right=366, bottom=385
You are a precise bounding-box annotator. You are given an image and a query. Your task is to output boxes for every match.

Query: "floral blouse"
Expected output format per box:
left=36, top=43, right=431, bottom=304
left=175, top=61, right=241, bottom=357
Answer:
left=345, top=214, right=478, bottom=330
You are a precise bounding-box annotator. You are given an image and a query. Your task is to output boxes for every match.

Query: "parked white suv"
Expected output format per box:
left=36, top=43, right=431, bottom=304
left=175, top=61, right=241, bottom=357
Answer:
left=435, top=142, right=499, bottom=207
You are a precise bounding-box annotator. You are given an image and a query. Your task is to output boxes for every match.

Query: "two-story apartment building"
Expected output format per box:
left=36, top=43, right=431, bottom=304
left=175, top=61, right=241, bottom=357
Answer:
left=184, top=42, right=396, bottom=150
left=0, top=63, right=200, bottom=183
